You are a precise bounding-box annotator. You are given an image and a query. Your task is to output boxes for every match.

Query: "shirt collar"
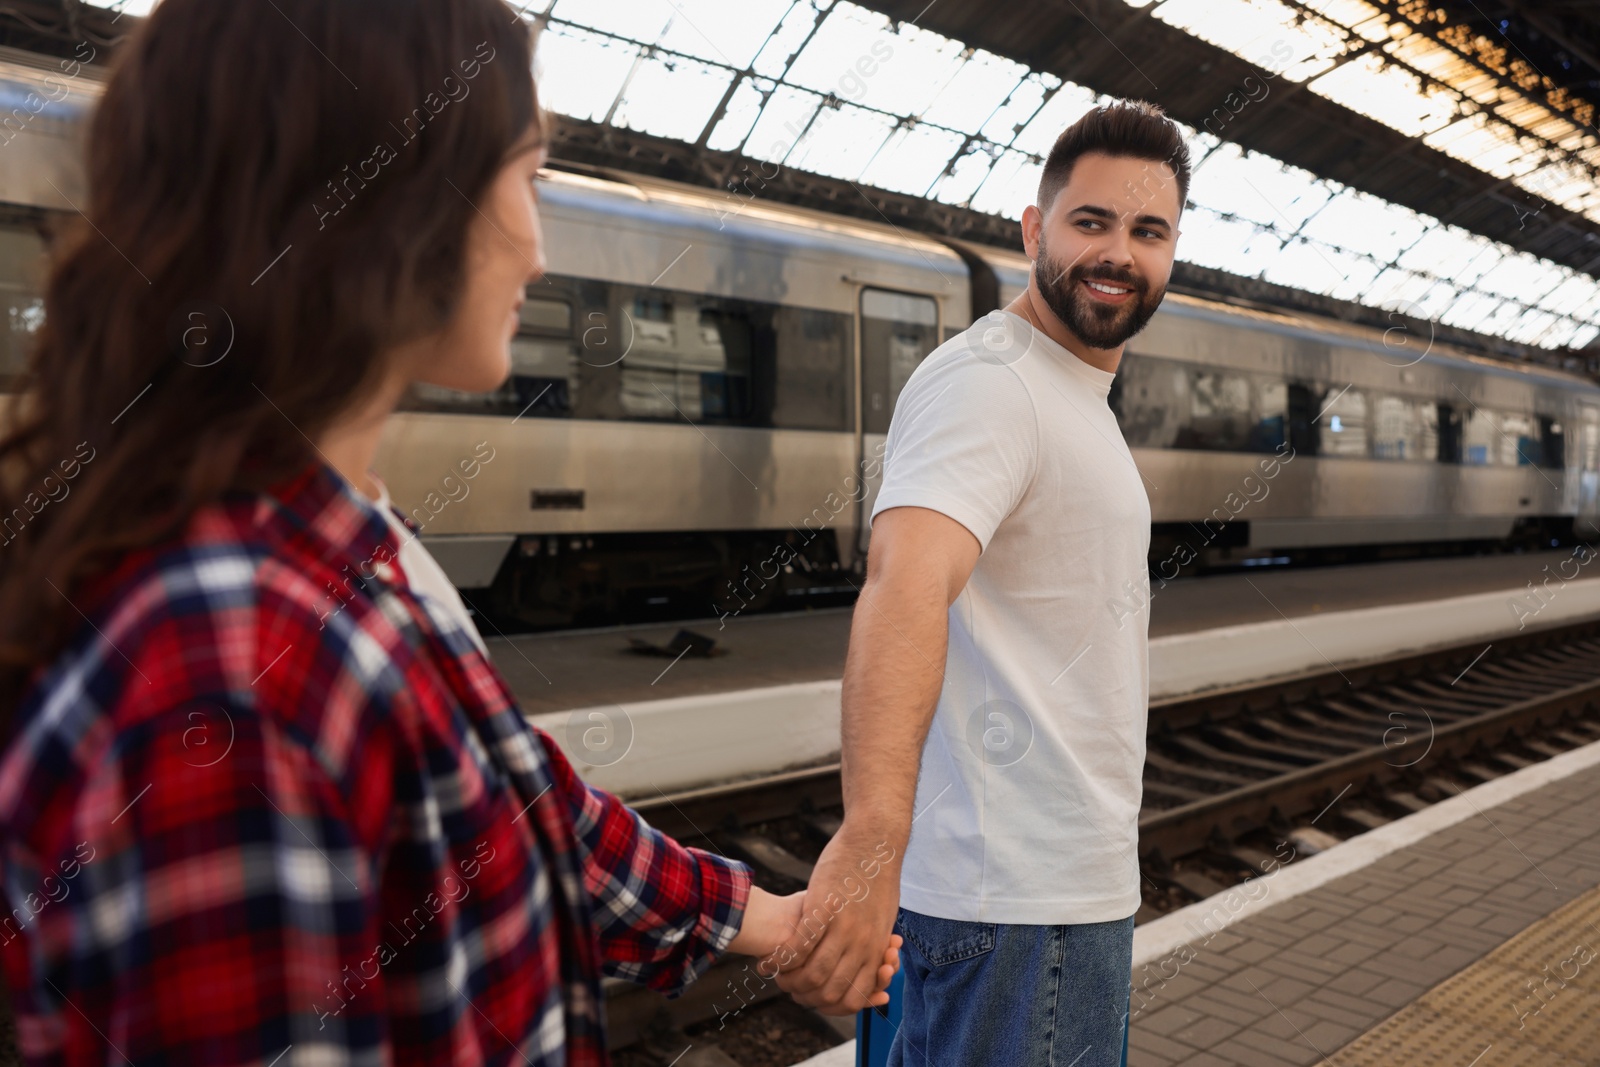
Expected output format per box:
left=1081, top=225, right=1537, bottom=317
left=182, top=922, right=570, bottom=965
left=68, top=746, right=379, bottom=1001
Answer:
left=262, top=458, right=406, bottom=580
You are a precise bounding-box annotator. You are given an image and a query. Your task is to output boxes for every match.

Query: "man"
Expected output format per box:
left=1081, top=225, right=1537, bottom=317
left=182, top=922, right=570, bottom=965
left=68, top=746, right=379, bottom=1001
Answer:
left=776, top=101, right=1189, bottom=1065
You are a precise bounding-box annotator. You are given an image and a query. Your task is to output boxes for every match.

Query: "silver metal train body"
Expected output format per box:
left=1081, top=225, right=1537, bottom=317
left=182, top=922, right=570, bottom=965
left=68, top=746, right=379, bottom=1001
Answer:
left=0, top=53, right=1594, bottom=624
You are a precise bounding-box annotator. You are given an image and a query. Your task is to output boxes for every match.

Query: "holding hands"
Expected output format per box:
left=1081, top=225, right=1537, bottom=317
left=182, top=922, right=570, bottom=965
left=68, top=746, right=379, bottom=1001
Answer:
left=728, top=821, right=905, bottom=1016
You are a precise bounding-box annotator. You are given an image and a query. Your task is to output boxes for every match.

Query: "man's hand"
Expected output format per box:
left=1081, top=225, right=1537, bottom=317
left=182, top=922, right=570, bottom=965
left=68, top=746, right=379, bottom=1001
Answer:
left=775, top=821, right=903, bottom=1015
left=727, top=884, right=901, bottom=1008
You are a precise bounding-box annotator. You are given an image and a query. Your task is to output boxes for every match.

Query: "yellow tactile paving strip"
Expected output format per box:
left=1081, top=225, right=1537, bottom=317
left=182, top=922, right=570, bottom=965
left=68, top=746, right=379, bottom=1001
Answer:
left=1320, top=883, right=1600, bottom=1066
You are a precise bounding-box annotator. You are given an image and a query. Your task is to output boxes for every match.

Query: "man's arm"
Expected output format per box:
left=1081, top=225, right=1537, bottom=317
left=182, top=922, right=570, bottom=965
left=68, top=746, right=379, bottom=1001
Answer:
left=775, top=504, right=979, bottom=1014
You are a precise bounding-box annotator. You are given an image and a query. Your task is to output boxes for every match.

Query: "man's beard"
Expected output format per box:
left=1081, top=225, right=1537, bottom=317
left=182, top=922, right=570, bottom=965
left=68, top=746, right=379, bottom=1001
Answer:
left=1034, top=232, right=1165, bottom=350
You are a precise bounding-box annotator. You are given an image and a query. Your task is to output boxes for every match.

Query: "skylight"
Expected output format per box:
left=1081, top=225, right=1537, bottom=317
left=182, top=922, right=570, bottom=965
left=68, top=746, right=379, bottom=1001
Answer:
left=530, top=0, right=1597, bottom=349
left=91, top=0, right=155, bottom=16
left=1135, top=0, right=1600, bottom=226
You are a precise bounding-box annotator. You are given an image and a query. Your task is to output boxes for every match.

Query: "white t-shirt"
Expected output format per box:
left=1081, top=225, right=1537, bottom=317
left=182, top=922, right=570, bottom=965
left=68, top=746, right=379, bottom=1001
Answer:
left=869, top=309, right=1152, bottom=925
left=369, top=475, right=490, bottom=657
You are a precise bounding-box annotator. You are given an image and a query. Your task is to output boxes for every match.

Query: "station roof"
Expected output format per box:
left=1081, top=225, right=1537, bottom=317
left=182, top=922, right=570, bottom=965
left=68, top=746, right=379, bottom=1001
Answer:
left=526, top=0, right=1600, bottom=354
left=17, top=0, right=1600, bottom=359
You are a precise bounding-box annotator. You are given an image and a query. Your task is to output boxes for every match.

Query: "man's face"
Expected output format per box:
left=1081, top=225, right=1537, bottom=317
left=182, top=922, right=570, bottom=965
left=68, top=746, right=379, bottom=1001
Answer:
left=1025, top=152, right=1181, bottom=351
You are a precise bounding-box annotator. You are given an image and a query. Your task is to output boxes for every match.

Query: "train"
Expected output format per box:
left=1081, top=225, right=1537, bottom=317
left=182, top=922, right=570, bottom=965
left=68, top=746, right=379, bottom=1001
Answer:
left=1, top=50, right=1597, bottom=627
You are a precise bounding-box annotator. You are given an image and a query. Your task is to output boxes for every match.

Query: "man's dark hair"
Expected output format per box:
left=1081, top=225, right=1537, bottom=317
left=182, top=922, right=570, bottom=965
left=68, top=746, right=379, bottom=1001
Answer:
left=1037, top=100, right=1191, bottom=214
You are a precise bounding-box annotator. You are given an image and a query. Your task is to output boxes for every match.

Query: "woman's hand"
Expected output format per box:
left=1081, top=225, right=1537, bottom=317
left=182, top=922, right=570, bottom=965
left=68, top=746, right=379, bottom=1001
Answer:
left=727, top=887, right=903, bottom=1008
left=726, top=885, right=803, bottom=958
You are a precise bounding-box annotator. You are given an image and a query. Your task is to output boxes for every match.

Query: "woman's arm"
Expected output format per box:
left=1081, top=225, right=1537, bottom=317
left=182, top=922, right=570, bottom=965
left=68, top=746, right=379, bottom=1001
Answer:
left=534, top=729, right=902, bottom=1001
left=534, top=726, right=754, bottom=995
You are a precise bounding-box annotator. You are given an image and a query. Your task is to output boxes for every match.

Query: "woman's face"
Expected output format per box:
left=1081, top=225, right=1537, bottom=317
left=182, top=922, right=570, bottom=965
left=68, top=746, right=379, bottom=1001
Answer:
left=410, top=137, right=548, bottom=394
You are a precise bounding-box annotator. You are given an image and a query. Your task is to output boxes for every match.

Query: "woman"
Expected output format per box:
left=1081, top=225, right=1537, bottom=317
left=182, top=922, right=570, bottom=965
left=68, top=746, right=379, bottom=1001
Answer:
left=0, top=1, right=896, bottom=1063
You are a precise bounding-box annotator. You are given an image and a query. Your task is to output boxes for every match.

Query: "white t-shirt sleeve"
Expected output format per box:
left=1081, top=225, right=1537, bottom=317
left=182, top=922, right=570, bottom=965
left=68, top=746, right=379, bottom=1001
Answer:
left=869, top=359, right=1038, bottom=553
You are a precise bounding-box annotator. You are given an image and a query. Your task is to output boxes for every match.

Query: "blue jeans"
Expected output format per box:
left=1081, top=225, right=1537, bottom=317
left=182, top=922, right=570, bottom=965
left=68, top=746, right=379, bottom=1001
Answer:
left=885, top=907, right=1134, bottom=1067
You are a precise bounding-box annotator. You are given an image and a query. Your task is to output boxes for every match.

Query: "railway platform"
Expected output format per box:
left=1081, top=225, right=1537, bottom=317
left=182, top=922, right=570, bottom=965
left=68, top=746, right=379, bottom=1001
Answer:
left=495, top=548, right=1600, bottom=802
left=492, top=548, right=1599, bottom=716
left=1120, top=735, right=1600, bottom=1066
left=792, top=735, right=1600, bottom=1067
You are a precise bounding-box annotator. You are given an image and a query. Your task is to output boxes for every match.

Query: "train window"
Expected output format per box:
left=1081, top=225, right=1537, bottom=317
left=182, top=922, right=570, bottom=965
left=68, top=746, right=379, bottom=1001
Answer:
left=1538, top=415, right=1565, bottom=469
left=1499, top=412, right=1538, bottom=466
left=1416, top=402, right=1439, bottom=461
left=1461, top=407, right=1496, bottom=465
left=861, top=289, right=939, bottom=435
left=632, top=293, right=673, bottom=324
left=1179, top=371, right=1252, bottom=451
left=1252, top=379, right=1287, bottom=451
left=0, top=224, right=48, bottom=388
left=1581, top=409, right=1598, bottom=473
left=405, top=273, right=852, bottom=432
left=1288, top=383, right=1319, bottom=456
left=618, top=295, right=751, bottom=422
left=1316, top=387, right=1368, bottom=457
left=1436, top=403, right=1463, bottom=463
left=1112, top=357, right=1284, bottom=453
left=1111, top=353, right=1188, bottom=448
left=772, top=305, right=852, bottom=432
left=1372, top=395, right=1435, bottom=460
left=519, top=295, right=572, bottom=334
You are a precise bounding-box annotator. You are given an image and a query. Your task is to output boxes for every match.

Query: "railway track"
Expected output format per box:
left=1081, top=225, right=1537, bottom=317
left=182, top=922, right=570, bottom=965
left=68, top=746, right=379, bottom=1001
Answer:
left=610, top=618, right=1600, bottom=1065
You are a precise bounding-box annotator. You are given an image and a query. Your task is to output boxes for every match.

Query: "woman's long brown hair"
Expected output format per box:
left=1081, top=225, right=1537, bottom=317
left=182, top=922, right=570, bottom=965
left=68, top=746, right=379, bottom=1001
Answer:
left=0, top=0, right=540, bottom=737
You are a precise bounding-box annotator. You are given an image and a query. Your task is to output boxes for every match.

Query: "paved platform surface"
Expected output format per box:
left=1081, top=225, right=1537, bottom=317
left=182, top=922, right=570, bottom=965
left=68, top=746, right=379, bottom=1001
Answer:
left=1126, top=753, right=1600, bottom=1066
left=1325, top=881, right=1600, bottom=1065
left=491, top=549, right=1574, bottom=714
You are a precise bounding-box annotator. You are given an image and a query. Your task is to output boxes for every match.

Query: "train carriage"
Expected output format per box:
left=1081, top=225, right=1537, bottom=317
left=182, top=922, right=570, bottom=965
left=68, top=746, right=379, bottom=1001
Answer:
left=0, top=52, right=1595, bottom=627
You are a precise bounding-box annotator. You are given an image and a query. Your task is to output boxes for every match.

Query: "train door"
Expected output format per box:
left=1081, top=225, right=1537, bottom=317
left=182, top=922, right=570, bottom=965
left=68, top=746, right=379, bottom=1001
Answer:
left=856, top=287, right=941, bottom=560
left=1580, top=406, right=1599, bottom=520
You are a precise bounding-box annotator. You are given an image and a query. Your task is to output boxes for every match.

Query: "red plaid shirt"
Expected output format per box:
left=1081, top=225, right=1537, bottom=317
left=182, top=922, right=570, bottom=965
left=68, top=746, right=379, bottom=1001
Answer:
left=0, top=458, right=751, bottom=1066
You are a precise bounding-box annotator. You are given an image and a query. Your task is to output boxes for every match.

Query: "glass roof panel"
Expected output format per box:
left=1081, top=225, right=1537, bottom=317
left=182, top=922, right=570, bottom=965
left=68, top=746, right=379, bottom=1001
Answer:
left=1474, top=253, right=1554, bottom=302
left=1125, top=0, right=1600, bottom=225
left=1532, top=318, right=1581, bottom=350
left=979, top=73, right=1058, bottom=147
left=787, top=5, right=962, bottom=117
left=968, top=150, right=1044, bottom=217
left=705, top=77, right=774, bottom=153
left=535, top=23, right=640, bottom=123
left=1438, top=290, right=1507, bottom=334
left=1153, top=0, right=1345, bottom=77
left=1261, top=238, right=1348, bottom=293
left=1189, top=147, right=1326, bottom=229
left=547, top=0, right=781, bottom=69
left=1175, top=209, right=1267, bottom=273
left=1384, top=274, right=1459, bottom=321
left=1506, top=309, right=1558, bottom=346
left=610, top=53, right=733, bottom=142
left=928, top=145, right=1001, bottom=207
left=1543, top=275, right=1597, bottom=316
left=856, top=123, right=967, bottom=197
left=1564, top=291, right=1600, bottom=332
left=741, top=83, right=822, bottom=164
left=1299, top=190, right=1426, bottom=263
left=919, top=51, right=1030, bottom=134
left=1309, top=52, right=1459, bottom=138
left=750, top=1, right=830, bottom=79
left=653, top=0, right=792, bottom=68
left=546, top=0, right=667, bottom=48
left=1465, top=298, right=1528, bottom=340
left=783, top=103, right=898, bottom=180
left=525, top=0, right=1598, bottom=350
left=1009, top=83, right=1101, bottom=158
